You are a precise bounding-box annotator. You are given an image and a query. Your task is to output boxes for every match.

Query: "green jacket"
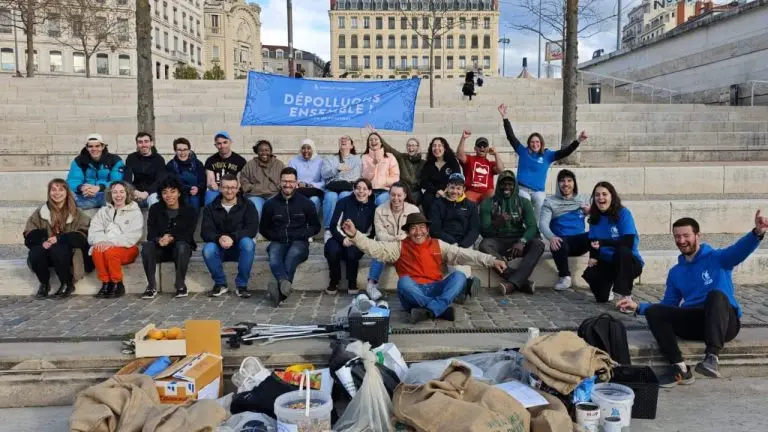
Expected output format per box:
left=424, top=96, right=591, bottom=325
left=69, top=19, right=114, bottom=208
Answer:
left=381, top=138, right=424, bottom=190
left=479, top=170, right=538, bottom=241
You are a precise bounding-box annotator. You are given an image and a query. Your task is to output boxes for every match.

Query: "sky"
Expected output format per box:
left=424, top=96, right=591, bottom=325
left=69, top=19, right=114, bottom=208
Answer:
left=254, top=0, right=641, bottom=77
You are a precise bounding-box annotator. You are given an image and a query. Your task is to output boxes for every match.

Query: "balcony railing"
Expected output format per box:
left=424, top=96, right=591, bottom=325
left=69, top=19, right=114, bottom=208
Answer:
left=172, top=50, right=189, bottom=63
left=209, top=26, right=220, bottom=34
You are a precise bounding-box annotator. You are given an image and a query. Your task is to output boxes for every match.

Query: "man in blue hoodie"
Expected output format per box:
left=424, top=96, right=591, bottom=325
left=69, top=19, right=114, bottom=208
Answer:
left=66, top=133, right=124, bottom=209
left=618, top=211, right=767, bottom=387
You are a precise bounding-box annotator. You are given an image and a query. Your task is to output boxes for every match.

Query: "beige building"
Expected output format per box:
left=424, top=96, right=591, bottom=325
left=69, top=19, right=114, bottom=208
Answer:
left=0, top=0, right=205, bottom=78
left=261, top=44, right=327, bottom=77
left=328, top=0, right=500, bottom=79
left=203, top=0, right=262, bottom=79
left=622, top=0, right=700, bottom=49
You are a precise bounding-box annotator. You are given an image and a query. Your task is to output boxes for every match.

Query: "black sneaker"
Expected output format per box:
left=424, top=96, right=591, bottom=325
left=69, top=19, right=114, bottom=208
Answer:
left=174, top=286, right=188, bottom=298
left=517, top=280, right=536, bottom=295
left=35, top=283, right=50, bottom=299
left=455, top=276, right=481, bottom=304
left=110, top=281, right=125, bottom=299
left=208, top=285, right=228, bottom=297
left=236, top=286, right=252, bottom=298
left=59, top=283, right=75, bottom=298
left=659, top=364, right=695, bottom=388
left=53, top=283, right=67, bottom=298
left=95, top=282, right=111, bottom=298
left=695, top=354, right=721, bottom=378
left=410, top=308, right=433, bottom=323
left=141, top=285, right=158, bottom=299
left=325, top=281, right=339, bottom=295
left=439, top=305, right=456, bottom=321
left=267, top=281, right=285, bottom=307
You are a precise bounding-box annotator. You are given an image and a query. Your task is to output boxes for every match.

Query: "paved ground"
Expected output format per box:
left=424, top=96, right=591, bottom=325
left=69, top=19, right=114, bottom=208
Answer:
left=1, top=285, right=767, bottom=340
left=4, top=377, right=768, bottom=431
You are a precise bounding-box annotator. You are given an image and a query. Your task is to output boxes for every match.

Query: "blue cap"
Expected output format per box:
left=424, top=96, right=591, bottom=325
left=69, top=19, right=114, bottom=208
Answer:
left=448, top=172, right=466, bottom=184
left=214, top=131, right=232, bottom=141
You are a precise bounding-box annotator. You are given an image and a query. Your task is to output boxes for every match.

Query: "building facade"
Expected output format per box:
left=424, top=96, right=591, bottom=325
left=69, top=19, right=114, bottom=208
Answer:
left=204, top=0, right=262, bottom=79
left=261, top=44, right=326, bottom=77
left=0, top=0, right=205, bottom=78
left=328, top=0, right=500, bottom=79
left=621, top=0, right=710, bottom=49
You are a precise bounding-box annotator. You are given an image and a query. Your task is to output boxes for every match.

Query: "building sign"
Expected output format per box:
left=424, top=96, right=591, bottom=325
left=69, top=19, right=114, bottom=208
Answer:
left=545, top=41, right=564, bottom=61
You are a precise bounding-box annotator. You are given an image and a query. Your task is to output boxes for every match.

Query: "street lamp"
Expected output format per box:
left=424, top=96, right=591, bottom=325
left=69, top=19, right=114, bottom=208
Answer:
left=498, top=36, right=510, bottom=77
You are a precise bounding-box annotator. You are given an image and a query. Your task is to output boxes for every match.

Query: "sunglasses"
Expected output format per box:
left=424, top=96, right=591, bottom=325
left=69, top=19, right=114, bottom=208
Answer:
left=475, top=142, right=489, bottom=148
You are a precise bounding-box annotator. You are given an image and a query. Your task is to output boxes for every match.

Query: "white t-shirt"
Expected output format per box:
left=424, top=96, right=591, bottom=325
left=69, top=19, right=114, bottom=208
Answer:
left=222, top=203, right=235, bottom=213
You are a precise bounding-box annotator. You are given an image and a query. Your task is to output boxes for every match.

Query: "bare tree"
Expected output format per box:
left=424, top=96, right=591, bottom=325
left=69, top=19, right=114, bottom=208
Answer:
left=52, top=0, right=131, bottom=77
left=135, top=0, right=154, bottom=137
left=561, top=0, right=578, bottom=164
left=0, top=0, right=60, bottom=77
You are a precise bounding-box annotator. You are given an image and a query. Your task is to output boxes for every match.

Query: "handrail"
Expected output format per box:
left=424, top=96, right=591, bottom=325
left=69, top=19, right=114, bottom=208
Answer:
left=548, top=64, right=680, bottom=104
left=748, top=80, right=768, bottom=106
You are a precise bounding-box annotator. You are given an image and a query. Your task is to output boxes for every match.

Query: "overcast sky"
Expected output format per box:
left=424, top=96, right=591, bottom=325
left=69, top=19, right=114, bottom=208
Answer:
left=255, top=0, right=640, bottom=76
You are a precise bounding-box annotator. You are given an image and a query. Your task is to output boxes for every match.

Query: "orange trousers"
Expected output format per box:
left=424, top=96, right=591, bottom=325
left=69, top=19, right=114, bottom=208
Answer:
left=465, top=188, right=494, bottom=203
left=92, top=246, right=139, bottom=283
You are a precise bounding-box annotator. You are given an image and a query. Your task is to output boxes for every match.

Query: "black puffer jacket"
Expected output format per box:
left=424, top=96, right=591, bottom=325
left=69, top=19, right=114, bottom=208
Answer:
left=259, top=193, right=321, bottom=243
left=429, top=196, right=481, bottom=248
left=124, top=147, right=167, bottom=193
left=201, top=196, right=259, bottom=244
left=146, top=201, right=198, bottom=250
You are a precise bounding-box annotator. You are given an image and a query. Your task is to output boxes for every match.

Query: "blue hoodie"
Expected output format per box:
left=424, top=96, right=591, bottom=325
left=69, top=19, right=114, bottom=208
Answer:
left=637, top=231, right=763, bottom=318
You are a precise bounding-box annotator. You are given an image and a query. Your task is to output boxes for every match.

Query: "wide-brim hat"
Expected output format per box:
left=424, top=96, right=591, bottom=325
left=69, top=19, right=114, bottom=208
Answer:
left=401, top=212, right=431, bottom=231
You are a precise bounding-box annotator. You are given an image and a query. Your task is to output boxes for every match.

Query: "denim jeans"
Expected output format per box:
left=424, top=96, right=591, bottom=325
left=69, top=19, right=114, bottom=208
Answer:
left=267, top=241, right=309, bottom=282
left=204, top=189, right=220, bottom=205
left=322, top=191, right=352, bottom=228
left=137, top=193, right=160, bottom=208
left=368, top=259, right=385, bottom=282
left=247, top=196, right=267, bottom=221
left=74, top=192, right=105, bottom=209
left=308, top=196, right=321, bottom=214
left=201, top=237, right=256, bottom=287
left=374, top=191, right=390, bottom=206
left=397, top=271, right=466, bottom=317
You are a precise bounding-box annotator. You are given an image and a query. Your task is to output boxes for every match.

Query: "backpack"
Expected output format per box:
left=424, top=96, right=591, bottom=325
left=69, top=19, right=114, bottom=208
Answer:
left=578, top=313, right=631, bottom=365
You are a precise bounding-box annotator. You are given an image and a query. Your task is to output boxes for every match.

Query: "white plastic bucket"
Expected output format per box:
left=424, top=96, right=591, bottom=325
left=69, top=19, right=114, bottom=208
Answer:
left=274, top=389, right=332, bottom=432
left=590, top=382, right=635, bottom=428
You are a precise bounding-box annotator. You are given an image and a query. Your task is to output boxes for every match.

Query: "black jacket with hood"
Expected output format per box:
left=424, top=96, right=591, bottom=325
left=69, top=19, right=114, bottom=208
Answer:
left=124, top=147, right=167, bottom=193
left=429, top=195, right=481, bottom=248
left=201, top=196, right=260, bottom=244
left=259, top=192, right=321, bottom=243
left=147, top=200, right=198, bottom=250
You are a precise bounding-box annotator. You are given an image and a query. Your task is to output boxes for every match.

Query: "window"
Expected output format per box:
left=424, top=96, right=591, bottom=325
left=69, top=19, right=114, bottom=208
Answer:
left=155, top=27, right=160, bottom=49
left=400, top=35, right=407, bottom=48
left=118, top=18, right=129, bottom=41
left=164, top=32, right=169, bottom=52
left=276, top=49, right=283, bottom=59
left=338, top=34, right=345, bottom=48
left=411, top=17, right=417, bottom=29
left=174, top=7, right=178, bottom=25
left=48, top=14, right=61, bottom=37
left=471, top=17, right=478, bottom=29
left=483, top=55, right=490, bottom=69
left=338, top=16, right=345, bottom=28
left=163, top=1, right=167, bottom=20
left=471, top=55, right=478, bottom=68
left=388, top=35, right=395, bottom=48
left=400, top=56, right=406, bottom=68
left=24, top=49, right=38, bottom=72
left=174, top=36, right=178, bottom=51
left=483, top=35, right=490, bottom=48
left=351, top=35, right=358, bottom=48
left=459, top=17, right=466, bottom=29
left=434, top=17, right=441, bottom=29
left=351, top=16, right=358, bottom=28
left=212, top=45, right=219, bottom=60
left=435, top=36, right=441, bottom=48
left=119, top=54, right=130, bottom=76
left=189, top=16, right=194, bottom=32
left=459, top=55, right=466, bottom=69
left=0, top=9, right=12, bottom=34
left=471, top=35, right=478, bottom=48
left=447, top=35, right=454, bottom=48
left=211, top=14, right=219, bottom=27
left=411, top=35, right=418, bottom=48
left=96, top=53, right=109, bottom=75
left=434, top=55, right=441, bottom=69
left=364, top=55, right=370, bottom=68
left=351, top=55, right=358, bottom=69
left=49, top=51, right=62, bottom=72
left=388, top=55, right=395, bottom=69
left=411, top=56, right=418, bottom=68
left=375, top=17, right=382, bottom=29
left=182, top=11, right=186, bottom=29
left=400, top=17, right=407, bottom=29
left=154, top=0, right=159, bottom=16
left=376, top=35, right=382, bottom=48
left=447, top=17, right=454, bottom=28
left=0, top=48, right=13, bottom=72
left=183, top=40, right=187, bottom=53
left=483, top=17, right=490, bottom=29
left=190, top=43, right=194, bottom=61
left=295, top=50, right=302, bottom=59
left=197, top=47, right=201, bottom=65
left=363, top=16, right=370, bottom=28
left=339, top=56, right=346, bottom=69
left=423, top=17, right=429, bottom=29
left=388, top=16, right=395, bottom=29
left=73, top=52, right=85, bottom=73
left=422, top=55, right=429, bottom=68
left=447, top=55, right=454, bottom=69
left=422, top=35, right=428, bottom=48
left=376, top=55, right=383, bottom=69
left=363, top=35, right=370, bottom=48
left=262, top=48, right=268, bottom=57
left=459, top=35, right=466, bottom=48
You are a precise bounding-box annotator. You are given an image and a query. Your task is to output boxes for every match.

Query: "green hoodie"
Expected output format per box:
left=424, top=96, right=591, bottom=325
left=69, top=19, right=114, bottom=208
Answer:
left=479, top=170, right=538, bottom=241
left=381, top=138, right=424, bottom=190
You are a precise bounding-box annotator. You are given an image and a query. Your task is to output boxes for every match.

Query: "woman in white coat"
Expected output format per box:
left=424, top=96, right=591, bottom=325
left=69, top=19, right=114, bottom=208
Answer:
left=88, top=181, right=144, bottom=298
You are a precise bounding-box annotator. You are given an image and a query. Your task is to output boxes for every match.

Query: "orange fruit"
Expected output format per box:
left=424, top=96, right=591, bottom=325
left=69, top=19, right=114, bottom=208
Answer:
left=147, top=329, right=166, bottom=340
left=165, top=327, right=183, bottom=340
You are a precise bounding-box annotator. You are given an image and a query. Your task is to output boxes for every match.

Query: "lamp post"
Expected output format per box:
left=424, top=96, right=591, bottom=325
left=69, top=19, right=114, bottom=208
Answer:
left=287, top=0, right=295, bottom=76
left=498, top=36, right=510, bottom=77
left=537, top=0, right=542, bottom=78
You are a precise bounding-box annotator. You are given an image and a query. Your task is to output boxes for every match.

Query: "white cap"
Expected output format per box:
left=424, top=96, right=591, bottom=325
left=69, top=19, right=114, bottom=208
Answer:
left=86, top=133, right=103, bottom=143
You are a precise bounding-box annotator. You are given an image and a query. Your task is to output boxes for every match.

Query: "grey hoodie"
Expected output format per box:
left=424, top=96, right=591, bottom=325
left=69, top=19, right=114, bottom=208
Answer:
left=539, top=187, right=590, bottom=240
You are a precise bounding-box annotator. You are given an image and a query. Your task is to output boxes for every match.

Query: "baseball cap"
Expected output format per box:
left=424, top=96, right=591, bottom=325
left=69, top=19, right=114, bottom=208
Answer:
left=448, top=172, right=466, bottom=185
left=214, top=131, right=232, bottom=142
left=86, top=133, right=103, bottom=143
left=475, top=137, right=489, bottom=147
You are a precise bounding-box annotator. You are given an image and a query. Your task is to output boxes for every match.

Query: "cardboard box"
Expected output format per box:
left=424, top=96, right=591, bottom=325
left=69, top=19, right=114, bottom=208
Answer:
left=133, top=320, right=221, bottom=358
left=154, top=353, right=223, bottom=404
left=134, top=324, right=187, bottom=358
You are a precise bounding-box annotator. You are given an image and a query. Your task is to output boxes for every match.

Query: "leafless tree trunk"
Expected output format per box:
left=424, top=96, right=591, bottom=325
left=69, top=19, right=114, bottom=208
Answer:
left=136, top=0, right=154, bottom=136
left=24, top=14, right=34, bottom=76
left=561, top=0, right=578, bottom=164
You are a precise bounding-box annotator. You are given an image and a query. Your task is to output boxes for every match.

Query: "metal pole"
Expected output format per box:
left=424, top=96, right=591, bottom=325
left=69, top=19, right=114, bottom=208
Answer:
left=502, top=34, right=506, bottom=77
left=617, top=0, right=622, bottom=51
left=537, top=0, right=542, bottom=78
left=752, top=82, right=755, bottom=106
left=12, top=9, right=21, bottom=77
left=287, top=0, right=295, bottom=76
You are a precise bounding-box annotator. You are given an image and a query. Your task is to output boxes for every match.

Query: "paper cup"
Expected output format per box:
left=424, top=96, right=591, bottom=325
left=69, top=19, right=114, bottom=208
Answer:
left=603, top=416, right=622, bottom=432
left=574, top=402, right=600, bottom=432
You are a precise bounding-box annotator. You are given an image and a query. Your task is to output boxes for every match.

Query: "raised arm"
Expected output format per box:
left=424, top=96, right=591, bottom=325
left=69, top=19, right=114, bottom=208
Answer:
left=498, top=104, right=523, bottom=152
left=553, top=131, right=587, bottom=161
left=456, top=130, right=471, bottom=164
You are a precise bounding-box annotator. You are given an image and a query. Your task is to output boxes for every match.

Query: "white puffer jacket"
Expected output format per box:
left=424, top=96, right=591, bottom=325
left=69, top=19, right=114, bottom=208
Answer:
left=87, top=201, right=144, bottom=250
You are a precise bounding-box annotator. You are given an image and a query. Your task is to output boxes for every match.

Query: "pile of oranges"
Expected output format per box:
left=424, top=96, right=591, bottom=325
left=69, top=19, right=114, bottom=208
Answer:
left=146, top=327, right=185, bottom=340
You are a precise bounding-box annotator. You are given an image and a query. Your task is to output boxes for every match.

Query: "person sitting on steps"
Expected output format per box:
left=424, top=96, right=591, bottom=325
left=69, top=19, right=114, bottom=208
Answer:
left=66, top=133, right=124, bottom=210
left=166, top=137, right=206, bottom=209
left=478, top=170, right=545, bottom=295
left=203, top=131, right=247, bottom=205
left=456, top=129, right=504, bottom=204
left=341, top=213, right=507, bottom=323
left=618, top=212, right=767, bottom=387
left=539, top=169, right=591, bottom=291
left=240, top=139, right=285, bottom=222
left=123, top=132, right=166, bottom=208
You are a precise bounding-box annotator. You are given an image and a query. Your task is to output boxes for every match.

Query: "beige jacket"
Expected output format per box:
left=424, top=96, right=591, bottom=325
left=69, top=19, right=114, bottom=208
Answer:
left=374, top=201, right=420, bottom=241
left=240, top=156, right=285, bottom=197
left=87, top=202, right=144, bottom=249
left=351, top=231, right=497, bottom=268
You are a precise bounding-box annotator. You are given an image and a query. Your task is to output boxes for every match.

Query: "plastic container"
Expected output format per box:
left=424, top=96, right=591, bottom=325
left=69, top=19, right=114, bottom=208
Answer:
left=610, top=365, right=659, bottom=419
left=348, top=315, right=390, bottom=347
left=273, top=389, right=332, bottom=432
left=591, top=383, right=635, bottom=428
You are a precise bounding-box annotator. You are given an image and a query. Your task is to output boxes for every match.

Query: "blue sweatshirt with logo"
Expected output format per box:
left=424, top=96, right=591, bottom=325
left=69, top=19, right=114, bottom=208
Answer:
left=637, top=231, right=762, bottom=318
left=588, top=207, right=644, bottom=265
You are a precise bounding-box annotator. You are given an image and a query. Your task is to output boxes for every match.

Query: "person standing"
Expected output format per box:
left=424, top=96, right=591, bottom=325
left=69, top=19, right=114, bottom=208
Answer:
left=204, top=131, right=247, bottom=205
left=583, top=181, right=644, bottom=309
left=617, top=212, right=767, bottom=386
left=419, top=137, right=461, bottom=218
left=321, top=136, right=362, bottom=242
left=261, top=167, right=322, bottom=306
left=201, top=174, right=259, bottom=298
left=24, top=179, right=92, bottom=299
left=123, top=132, right=166, bottom=208
left=288, top=138, right=325, bottom=215
left=66, top=134, right=124, bottom=209
left=539, top=169, right=591, bottom=291
left=240, top=139, right=285, bottom=220
left=456, top=129, right=504, bottom=204
left=141, top=176, right=198, bottom=299
left=324, top=178, right=376, bottom=295
left=361, top=132, right=400, bottom=207
left=498, top=104, right=587, bottom=218
left=166, top=137, right=206, bottom=209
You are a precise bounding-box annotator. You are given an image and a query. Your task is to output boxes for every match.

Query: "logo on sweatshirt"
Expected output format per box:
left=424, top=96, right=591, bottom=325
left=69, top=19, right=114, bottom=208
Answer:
left=702, top=270, right=713, bottom=286
left=536, top=156, right=544, bottom=164
left=610, top=226, right=619, bottom=238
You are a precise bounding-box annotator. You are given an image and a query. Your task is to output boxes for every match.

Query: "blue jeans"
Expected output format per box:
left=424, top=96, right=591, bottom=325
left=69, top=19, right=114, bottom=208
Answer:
left=374, top=191, right=390, bottom=206
left=322, top=191, right=352, bottom=228
left=308, top=196, right=321, bottom=214
left=204, top=189, right=220, bottom=205
left=137, top=193, right=159, bottom=208
left=397, top=271, right=466, bottom=317
left=201, top=237, right=256, bottom=287
left=247, top=196, right=267, bottom=221
left=368, top=259, right=385, bottom=282
left=75, top=192, right=105, bottom=209
left=267, top=241, right=309, bottom=282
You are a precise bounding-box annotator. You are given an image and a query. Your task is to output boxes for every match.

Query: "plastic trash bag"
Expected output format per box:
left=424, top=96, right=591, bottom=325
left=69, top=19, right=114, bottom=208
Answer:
left=333, top=341, right=393, bottom=432
left=403, top=358, right=484, bottom=385
left=216, top=411, right=276, bottom=432
left=454, top=349, right=528, bottom=384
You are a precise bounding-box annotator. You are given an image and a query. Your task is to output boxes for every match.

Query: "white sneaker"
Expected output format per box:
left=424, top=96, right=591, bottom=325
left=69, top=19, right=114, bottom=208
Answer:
left=366, top=280, right=382, bottom=301
left=323, top=230, right=332, bottom=243
left=608, top=290, right=615, bottom=301
left=554, top=276, right=572, bottom=291
left=308, top=237, right=314, bottom=243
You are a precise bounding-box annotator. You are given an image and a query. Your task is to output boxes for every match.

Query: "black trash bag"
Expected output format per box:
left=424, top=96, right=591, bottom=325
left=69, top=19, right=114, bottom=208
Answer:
left=230, top=373, right=295, bottom=418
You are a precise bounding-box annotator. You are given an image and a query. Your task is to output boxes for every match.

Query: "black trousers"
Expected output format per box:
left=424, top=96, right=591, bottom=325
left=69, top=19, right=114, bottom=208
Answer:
left=645, top=290, right=741, bottom=364
left=324, top=237, right=364, bottom=285
left=582, top=246, right=642, bottom=302
left=141, top=241, right=192, bottom=290
left=479, top=237, right=545, bottom=285
left=421, top=191, right=438, bottom=218
left=550, top=233, right=591, bottom=277
left=410, top=189, right=423, bottom=207
left=28, top=243, right=77, bottom=285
